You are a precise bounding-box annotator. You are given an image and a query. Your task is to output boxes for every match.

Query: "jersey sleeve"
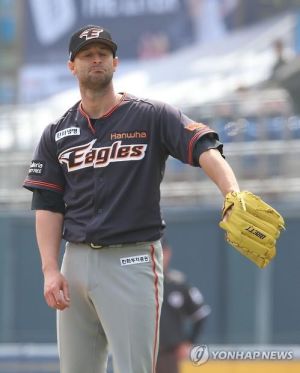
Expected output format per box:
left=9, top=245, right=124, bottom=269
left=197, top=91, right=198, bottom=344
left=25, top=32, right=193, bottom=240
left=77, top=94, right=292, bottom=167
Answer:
left=192, top=134, right=224, bottom=164
left=31, top=189, right=65, bottom=213
left=23, top=124, right=65, bottom=194
left=159, top=102, right=220, bottom=166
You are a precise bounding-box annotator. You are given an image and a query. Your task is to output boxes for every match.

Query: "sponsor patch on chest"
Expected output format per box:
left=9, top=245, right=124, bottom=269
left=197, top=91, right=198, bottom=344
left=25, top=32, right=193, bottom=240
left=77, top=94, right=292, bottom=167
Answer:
left=110, top=131, right=147, bottom=140
left=120, top=254, right=150, bottom=266
left=55, top=127, right=80, bottom=141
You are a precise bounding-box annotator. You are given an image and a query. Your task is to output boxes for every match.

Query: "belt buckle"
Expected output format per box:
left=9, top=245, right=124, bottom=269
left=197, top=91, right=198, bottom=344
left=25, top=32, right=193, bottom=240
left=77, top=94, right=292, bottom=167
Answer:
left=90, top=243, right=103, bottom=249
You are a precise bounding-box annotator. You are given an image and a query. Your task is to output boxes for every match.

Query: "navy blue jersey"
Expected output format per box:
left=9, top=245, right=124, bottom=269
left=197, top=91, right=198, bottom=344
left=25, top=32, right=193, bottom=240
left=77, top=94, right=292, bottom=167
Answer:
left=23, top=93, right=220, bottom=245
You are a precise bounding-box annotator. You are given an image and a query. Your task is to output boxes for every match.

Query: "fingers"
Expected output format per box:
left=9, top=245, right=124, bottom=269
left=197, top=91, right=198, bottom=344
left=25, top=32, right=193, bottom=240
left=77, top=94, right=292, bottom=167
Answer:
left=45, top=292, right=58, bottom=309
left=62, top=281, right=71, bottom=304
left=55, top=290, right=71, bottom=310
left=44, top=275, right=70, bottom=311
left=45, top=289, right=70, bottom=310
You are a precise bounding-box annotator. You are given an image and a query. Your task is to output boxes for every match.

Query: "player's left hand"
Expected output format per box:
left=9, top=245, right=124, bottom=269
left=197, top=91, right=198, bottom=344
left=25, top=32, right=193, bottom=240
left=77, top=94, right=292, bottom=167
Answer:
left=219, top=191, right=285, bottom=268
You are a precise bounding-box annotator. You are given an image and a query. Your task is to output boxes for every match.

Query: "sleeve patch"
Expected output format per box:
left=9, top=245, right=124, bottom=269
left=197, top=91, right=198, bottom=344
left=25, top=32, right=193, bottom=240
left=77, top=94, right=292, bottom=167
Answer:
left=28, top=160, right=45, bottom=176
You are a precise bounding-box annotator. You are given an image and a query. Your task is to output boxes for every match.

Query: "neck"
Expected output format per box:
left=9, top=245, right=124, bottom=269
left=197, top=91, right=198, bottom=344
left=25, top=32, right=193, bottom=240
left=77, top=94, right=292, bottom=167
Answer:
left=79, top=84, right=121, bottom=118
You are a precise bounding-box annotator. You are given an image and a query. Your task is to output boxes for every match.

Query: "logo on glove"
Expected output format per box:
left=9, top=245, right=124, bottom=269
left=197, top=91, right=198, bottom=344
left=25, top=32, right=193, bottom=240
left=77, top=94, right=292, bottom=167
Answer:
left=245, top=226, right=266, bottom=240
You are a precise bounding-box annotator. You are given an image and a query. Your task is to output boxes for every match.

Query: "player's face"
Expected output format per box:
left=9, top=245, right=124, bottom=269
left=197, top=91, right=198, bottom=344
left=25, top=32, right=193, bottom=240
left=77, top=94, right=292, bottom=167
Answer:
left=68, top=43, right=118, bottom=90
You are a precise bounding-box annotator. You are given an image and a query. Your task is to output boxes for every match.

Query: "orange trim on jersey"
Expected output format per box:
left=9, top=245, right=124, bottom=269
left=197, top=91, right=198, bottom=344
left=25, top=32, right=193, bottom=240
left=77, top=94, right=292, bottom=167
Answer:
left=24, top=179, right=64, bottom=192
left=188, top=128, right=215, bottom=165
left=79, top=104, right=96, bottom=134
left=79, top=93, right=126, bottom=133
left=102, top=92, right=126, bottom=118
left=150, top=244, right=160, bottom=373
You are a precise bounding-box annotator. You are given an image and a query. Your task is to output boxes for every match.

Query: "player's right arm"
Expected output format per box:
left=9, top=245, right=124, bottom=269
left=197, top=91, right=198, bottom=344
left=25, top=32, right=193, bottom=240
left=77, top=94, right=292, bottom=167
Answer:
left=23, top=124, right=69, bottom=309
left=35, top=209, right=70, bottom=310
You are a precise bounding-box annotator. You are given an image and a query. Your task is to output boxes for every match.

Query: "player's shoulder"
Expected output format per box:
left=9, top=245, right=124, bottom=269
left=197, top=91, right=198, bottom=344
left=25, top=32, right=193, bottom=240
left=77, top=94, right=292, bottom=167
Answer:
left=49, top=101, right=79, bottom=129
left=166, top=269, right=187, bottom=284
left=124, top=92, right=171, bottom=112
left=41, top=101, right=80, bottom=138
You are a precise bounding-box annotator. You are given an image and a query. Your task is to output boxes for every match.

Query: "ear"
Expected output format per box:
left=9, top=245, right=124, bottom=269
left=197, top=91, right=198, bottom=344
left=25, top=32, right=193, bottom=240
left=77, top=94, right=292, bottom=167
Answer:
left=113, top=56, right=119, bottom=72
left=68, top=60, right=76, bottom=76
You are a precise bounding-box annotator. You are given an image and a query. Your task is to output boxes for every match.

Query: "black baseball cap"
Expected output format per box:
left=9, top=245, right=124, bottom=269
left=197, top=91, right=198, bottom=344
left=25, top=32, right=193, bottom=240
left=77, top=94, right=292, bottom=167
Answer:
left=68, top=25, right=118, bottom=61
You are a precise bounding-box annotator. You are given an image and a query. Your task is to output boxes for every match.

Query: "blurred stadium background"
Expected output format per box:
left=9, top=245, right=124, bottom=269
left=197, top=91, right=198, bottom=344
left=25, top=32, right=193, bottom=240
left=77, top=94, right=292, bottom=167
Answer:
left=1, top=0, right=300, bottom=372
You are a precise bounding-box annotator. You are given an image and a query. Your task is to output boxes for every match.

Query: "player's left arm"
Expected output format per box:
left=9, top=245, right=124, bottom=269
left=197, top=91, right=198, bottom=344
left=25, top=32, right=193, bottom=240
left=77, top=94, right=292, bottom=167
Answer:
left=200, top=148, right=285, bottom=268
left=199, top=148, right=240, bottom=197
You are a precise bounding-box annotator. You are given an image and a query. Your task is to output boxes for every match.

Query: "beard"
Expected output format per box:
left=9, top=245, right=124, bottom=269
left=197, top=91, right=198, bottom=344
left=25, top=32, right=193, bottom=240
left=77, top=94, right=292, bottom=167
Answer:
left=81, top=69, right=114, bottom=91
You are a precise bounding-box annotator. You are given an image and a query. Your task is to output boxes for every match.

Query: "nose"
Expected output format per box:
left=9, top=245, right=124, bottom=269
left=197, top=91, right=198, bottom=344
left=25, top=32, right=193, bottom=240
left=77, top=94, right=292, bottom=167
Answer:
left=93, top=53, right=102, bottom=63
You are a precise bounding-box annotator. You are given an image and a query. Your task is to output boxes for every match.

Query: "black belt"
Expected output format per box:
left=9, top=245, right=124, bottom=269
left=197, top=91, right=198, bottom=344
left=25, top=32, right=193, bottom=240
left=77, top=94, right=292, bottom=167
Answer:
left=88, top=241, right=147, bottom=250
left=90, top=243, right=103, bottom=249
left=89, top=243, right=123, bottom=249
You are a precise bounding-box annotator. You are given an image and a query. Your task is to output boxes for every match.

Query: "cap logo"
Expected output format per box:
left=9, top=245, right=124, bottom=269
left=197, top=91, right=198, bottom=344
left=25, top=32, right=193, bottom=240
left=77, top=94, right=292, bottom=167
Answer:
left=79, top=28, right=104, bottom=41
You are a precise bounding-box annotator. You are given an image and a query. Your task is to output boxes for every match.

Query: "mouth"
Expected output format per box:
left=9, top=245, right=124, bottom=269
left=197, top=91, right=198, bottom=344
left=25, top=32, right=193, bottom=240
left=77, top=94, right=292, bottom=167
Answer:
left=90, top=66, right=105, bottom=73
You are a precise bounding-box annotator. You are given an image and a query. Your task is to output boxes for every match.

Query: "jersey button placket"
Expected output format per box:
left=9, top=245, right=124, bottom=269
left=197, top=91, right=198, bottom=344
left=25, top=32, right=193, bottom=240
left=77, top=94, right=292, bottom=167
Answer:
left=94, top=174, right=105, bottom=215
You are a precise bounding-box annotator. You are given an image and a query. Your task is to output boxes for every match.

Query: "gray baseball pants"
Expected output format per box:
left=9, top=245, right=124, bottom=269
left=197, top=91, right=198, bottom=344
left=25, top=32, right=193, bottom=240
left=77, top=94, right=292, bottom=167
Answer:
left=57, top=240, right=163, bottom=373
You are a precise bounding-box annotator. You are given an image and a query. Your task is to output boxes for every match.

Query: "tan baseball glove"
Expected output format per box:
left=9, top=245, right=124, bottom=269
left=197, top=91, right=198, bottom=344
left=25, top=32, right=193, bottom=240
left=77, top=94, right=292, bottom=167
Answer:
left=219, top=191, right=285, bottom=268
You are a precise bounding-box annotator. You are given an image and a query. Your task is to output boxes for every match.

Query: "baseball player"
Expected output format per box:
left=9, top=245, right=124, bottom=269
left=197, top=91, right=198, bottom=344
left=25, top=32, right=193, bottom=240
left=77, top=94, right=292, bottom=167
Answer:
left=23, top=25, right=241, bottom=373
left=157, top=239, right=211, bottom=373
